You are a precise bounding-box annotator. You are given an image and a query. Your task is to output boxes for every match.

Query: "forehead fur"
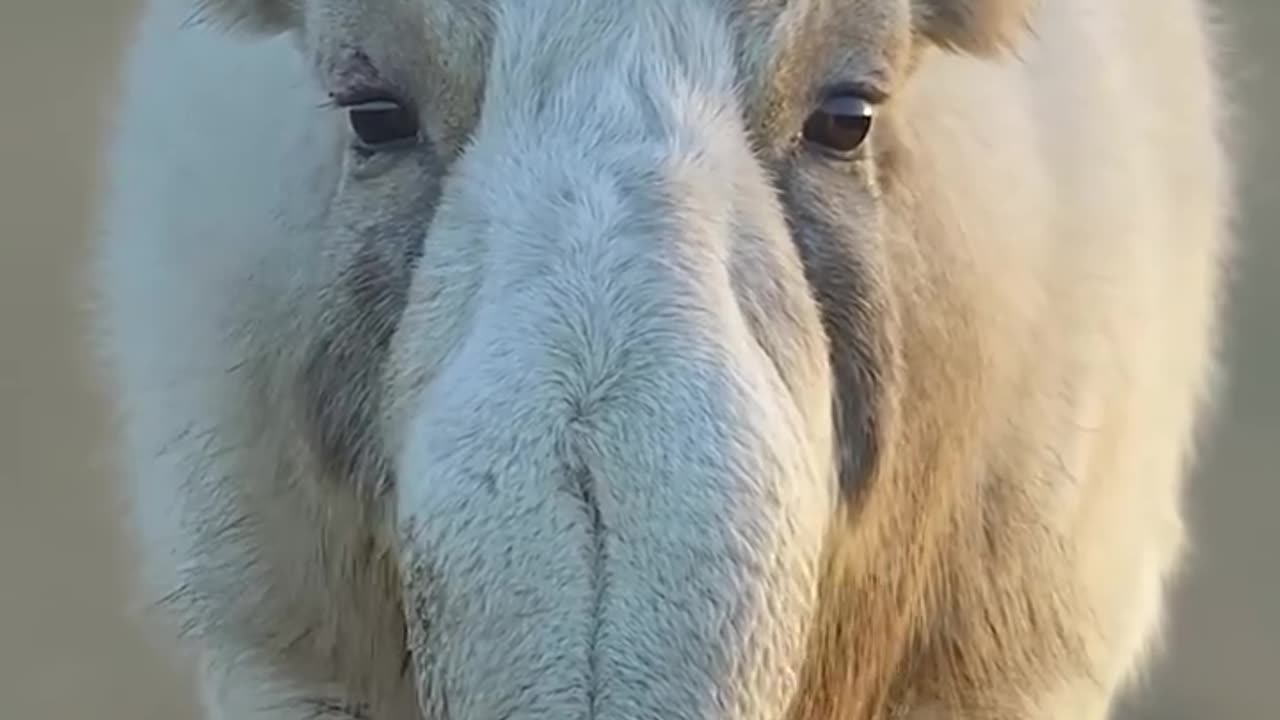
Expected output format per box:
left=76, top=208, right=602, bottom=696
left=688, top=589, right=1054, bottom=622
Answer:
left=199, top=0, right=1032, bottom=60
left=913, top=0, right=1034, bottom=56
left=304, top=0, right=915, bottom=139
left=257, top=0, right=914, bottom=153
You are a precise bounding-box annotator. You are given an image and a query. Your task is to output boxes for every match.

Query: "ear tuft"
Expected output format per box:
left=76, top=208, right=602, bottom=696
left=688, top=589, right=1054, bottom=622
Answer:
left=192, top=0, right=299, bottom=35
left=914, top=0, right=1035, bottom=57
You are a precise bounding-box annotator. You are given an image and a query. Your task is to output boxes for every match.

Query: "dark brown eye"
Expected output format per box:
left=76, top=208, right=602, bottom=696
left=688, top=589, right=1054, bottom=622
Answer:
left=802, top=93, right=875, bottom=156
left=346, top=98, right=419, bottom=149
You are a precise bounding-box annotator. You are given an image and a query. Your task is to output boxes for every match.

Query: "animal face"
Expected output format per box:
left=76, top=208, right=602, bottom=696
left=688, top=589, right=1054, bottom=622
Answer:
left=137, top=0, right=1035, bottom=716
left=281, top=0, right=922, bottom=502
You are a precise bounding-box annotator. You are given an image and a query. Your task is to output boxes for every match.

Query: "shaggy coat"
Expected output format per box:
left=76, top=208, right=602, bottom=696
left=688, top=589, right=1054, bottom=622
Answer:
left=93, top=0, right=1234, bottom=718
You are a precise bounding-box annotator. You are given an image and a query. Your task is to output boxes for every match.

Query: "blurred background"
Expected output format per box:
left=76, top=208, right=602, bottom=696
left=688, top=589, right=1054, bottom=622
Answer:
left=0, top=2, right=1274, bottom=718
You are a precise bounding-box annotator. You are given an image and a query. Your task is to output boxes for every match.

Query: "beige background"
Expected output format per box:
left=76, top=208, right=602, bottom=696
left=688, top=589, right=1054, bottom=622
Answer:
left=1, top=2, right=1274, bottom=718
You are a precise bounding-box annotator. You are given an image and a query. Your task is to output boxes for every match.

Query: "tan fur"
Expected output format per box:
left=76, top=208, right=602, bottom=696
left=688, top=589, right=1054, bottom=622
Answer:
left=789, top=156, right=1093, bottom=718
left=789, top=3, right=1236, bottom=716
left=914, top=0, right=1035, bottom=56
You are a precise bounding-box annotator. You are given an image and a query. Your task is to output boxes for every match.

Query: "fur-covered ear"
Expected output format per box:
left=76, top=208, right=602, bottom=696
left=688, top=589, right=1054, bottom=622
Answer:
left=913, top=0, right=1034, bottom=57
left=194, top=0, right=299, bottom=34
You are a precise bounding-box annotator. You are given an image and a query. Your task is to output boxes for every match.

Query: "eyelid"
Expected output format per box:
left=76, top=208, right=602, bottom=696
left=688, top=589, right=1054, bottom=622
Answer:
left=346, top=99, right=404, bottom=113
left=329, top=86, right=409, bottom=110
left=820, top=80, right=889, bottom=107
left=823, top=95, right=876, bottom=117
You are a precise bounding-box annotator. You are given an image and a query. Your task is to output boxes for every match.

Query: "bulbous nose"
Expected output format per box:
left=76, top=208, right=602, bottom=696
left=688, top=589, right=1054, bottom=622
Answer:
left=386, top=118, right=837, bottom=719
left=375, top=6, right=840, bottom=712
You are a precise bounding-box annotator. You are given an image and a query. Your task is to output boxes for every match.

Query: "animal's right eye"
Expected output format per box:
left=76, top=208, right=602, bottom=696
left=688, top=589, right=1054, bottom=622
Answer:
left=802, top=91, right=875, bottom=158
left=345, top=97, right=420, bottom=149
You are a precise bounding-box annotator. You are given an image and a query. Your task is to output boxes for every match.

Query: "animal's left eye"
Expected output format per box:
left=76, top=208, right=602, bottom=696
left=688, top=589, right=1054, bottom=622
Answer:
left=802, top=92, right=875, bottom=156
left=346, top=97, right=420, bottom=149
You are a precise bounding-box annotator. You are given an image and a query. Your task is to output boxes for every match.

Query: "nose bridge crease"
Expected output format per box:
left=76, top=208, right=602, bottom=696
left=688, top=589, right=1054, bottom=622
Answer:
left=566, top=454, right=607, bottom=717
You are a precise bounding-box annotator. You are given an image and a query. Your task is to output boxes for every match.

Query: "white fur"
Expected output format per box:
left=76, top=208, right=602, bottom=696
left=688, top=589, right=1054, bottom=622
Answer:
left=92, top=0, right=1234, bottom=717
